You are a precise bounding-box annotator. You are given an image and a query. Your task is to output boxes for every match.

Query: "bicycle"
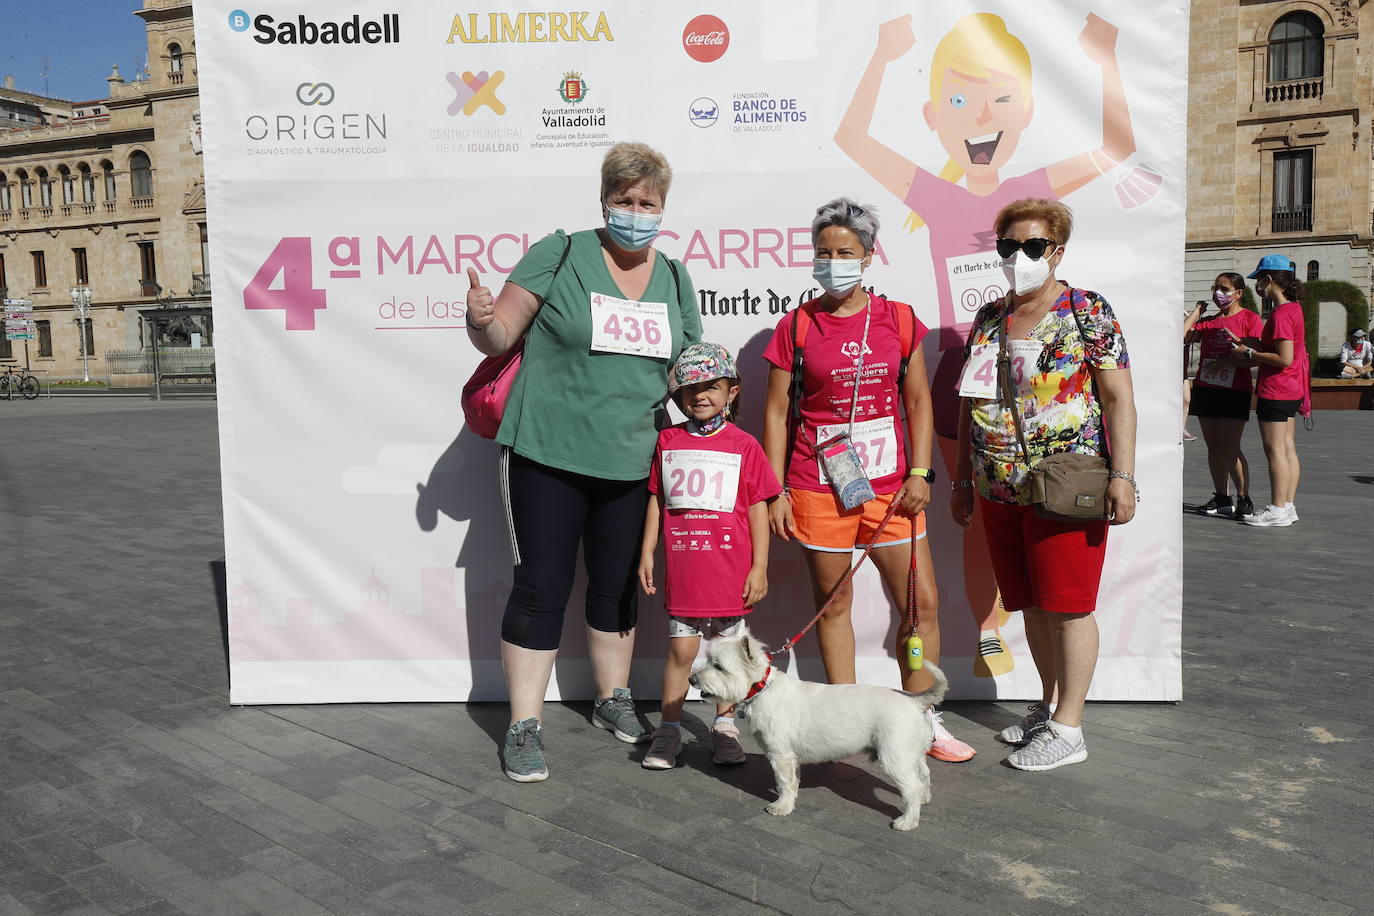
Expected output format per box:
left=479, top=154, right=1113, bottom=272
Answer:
left=0, top=365, right=40, bottom=400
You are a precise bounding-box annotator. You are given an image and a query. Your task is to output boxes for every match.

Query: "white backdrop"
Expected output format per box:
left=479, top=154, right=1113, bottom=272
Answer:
left=197, top=1, right=1188, bottom=704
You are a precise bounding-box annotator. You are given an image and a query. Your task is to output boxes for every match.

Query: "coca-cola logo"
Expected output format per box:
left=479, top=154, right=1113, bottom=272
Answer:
left=682, top=14, right=729, bottom=63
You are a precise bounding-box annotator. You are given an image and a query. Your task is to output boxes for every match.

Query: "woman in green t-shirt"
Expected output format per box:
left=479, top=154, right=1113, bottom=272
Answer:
left=466, top=142, right=701, bottom=782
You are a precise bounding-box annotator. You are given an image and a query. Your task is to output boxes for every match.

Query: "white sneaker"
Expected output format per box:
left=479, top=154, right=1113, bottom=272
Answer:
left=1285, top=504, right=1299, bottom=523
left=1243, top=505, right=1293, bottom=527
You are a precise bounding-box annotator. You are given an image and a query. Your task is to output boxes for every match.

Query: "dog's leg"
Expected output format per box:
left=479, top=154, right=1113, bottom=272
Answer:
left=765, top=754, right=800, bottom=817
left=879, top=746, right=925, bottom=831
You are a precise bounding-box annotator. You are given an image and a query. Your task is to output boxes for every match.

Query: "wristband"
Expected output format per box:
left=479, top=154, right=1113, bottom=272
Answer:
left=1108, top=470, right=1140, bottom=501
left=951, top=480, right=975, bottom=490
left=907, top=467, right=935, bottom=483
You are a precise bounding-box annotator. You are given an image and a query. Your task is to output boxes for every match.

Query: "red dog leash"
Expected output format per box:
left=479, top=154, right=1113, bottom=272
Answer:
left=769, top=498, right=922, bottom=664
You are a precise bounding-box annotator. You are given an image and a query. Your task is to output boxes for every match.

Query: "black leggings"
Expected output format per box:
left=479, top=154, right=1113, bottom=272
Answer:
left=501, top=450, right=649, bottom=650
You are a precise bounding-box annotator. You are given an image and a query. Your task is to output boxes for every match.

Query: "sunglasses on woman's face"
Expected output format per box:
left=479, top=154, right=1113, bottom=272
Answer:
left=996, top=237, right=1057, bottom=260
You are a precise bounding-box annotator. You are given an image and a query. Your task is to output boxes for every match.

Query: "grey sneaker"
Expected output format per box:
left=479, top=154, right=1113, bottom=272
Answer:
left=641, top=725, right=683, bottom=769
left=997, top=702, right=1051, bottom=745
left=591, top=687, right=651, bottom=744
left=502, top=717, right=548, bottom=782
left=709, top=720, right=747, bottom=766
left=1007, top=724, right=1087, bottom=771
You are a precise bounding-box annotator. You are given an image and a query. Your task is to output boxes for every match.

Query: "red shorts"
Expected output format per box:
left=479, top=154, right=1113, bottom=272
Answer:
left=978, top=496, right=1109, bottom=614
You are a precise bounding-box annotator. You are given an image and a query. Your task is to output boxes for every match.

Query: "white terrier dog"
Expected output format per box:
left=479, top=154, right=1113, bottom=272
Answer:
left=689, top=622, right=947, bottom=831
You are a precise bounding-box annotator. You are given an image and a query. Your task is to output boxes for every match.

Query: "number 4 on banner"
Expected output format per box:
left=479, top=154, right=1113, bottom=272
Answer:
left=243, top=237, right=327, bottom=330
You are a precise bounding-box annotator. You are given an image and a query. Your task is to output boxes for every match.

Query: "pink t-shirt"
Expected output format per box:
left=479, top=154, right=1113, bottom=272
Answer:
left=1194, top=309, right=1264, bottom=391
left=904, top=166, right=1056, bottom=350
left=647, top=423, right=781, bottom=617
left=762, top=293, right=929, bottom=494
left=1256, top=301, right=1309, bottom=401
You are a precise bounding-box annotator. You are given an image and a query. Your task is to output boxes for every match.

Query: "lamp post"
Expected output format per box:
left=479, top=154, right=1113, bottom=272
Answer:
left=69, top=285, right=92, bottom=382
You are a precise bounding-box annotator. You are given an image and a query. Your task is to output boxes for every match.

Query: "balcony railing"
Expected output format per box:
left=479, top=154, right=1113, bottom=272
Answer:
left=1265, top=77, right=1323, bottom=103
left=130, top=197, right=154, bottom=210
left=0, top=210, right=8, bottom=224
left=190, top=273, right=211, bottom=296
left=1272, top=205, right=1313, bottom=233
left=103, top=201, right=116, bottom=214
left=139, top=279, right=161, bottom=297
left=168, top=71, right=184, bottom=85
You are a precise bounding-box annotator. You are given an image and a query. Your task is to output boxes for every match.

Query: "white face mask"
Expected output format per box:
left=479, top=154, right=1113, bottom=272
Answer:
left=812, top=258, right=865, bottom=297
left=1001, top=250, right=1053, bottom=296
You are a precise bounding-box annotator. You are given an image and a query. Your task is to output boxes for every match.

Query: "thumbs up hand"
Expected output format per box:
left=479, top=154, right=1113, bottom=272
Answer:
left=467, top=267, right=496, bottom=330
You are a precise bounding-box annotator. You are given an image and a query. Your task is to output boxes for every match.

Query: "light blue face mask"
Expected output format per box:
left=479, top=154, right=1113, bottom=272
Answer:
left=812, top=258, right=865, bottom=296
left=605, top=207, right=662, bottom=251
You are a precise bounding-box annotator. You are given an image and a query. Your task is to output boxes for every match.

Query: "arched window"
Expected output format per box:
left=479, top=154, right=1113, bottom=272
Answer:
left=59, top=165, right=74, bottom=205
left=1306, top=259, right=1320, bottom=281
left=129, top=151, right=153, bottom=198
left=1268, top=12, right=1324, bottom=83
left=0, top=172, right=9, bottom=212
left=36, top=167, right=52, bottom=208
left=17, top=169, right=31, bottom=208
left=101, top=161, right=116, bottom=201
left=168, top=43, right=184, bottom=73
left=78, top=163, right=94, bottom=202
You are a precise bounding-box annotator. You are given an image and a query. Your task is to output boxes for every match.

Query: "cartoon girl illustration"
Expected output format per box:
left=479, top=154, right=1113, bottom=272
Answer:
left=836, top=11, right=1146, bottom=677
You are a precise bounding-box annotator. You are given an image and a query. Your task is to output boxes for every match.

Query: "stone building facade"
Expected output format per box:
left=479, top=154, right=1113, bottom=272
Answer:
left=0, top=0, right=205, bottom=382
left=1187, top=0, right=1374, bottom=337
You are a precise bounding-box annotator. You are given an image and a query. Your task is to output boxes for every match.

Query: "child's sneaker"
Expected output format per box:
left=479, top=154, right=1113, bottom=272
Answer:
left=926, top=708, right=976, bottom=762
left=997, top=702, right=1051, bottom=745
left=502, top=717, right=548, bottom=783
left=709, top=720, right=747, bottom=766
left=641, top=725, right=682, bottom=770
left=591, top=687, right=651, bottom=743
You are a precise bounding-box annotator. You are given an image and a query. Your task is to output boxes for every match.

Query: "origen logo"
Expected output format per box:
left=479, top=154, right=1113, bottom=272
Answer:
left=295, top=82, right=335, bottom=106
left=683, top=14, right=728, bottom=62
left=446, top=70, right=506, bottom=116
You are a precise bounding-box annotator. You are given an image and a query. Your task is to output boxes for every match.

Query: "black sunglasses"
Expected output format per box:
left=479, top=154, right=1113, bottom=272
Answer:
left=996, top=237, right=1058, bottom=260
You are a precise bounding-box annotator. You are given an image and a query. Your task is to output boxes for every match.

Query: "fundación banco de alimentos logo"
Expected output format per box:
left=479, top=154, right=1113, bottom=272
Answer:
left=447, top=70, right=506, bottom=116
left=688, top=98, right=718, bottom=128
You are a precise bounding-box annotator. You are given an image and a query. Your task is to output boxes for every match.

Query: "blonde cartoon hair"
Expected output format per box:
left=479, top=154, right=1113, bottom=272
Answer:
left=907, top=13, right=1033, bottom=231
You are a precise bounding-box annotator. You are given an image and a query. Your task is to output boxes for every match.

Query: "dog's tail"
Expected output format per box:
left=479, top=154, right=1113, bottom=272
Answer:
left=911, top=662, right=948, bottom=708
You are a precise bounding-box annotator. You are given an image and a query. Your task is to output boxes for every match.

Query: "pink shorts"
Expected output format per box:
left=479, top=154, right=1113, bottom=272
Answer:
left=979, top=496, right=1109, bottom=614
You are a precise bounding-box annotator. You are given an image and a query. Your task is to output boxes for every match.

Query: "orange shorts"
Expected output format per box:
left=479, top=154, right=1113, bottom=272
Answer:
left=789, top=488, right=926, bottom=553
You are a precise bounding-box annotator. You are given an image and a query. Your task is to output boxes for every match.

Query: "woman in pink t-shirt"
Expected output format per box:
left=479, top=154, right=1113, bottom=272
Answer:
left=761, top=198, right=974, bottom=763
left=1230, top=255, right=1309, bottom=527
left=1183, top=272, right=1264, bottom=518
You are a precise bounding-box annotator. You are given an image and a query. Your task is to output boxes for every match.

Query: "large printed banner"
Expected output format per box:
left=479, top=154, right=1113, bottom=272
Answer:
left=198, top=1, right=1188, bottom=704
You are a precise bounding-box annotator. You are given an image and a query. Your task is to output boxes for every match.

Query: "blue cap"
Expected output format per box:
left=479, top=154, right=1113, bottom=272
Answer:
left=1247, top=254, right=1295, bottom=278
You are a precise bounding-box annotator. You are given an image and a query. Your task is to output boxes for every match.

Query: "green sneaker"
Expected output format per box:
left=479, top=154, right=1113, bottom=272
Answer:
left=591, top=687, right=651, bottom=744
left=502, top=717, right=548, bottom=782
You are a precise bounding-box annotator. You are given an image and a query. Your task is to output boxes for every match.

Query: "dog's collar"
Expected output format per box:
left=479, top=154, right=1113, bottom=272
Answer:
left=736, top=666, right=772, bottom=717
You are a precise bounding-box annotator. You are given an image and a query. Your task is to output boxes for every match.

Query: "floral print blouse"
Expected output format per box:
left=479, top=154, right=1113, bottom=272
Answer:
left=964, top=287, right=1130, bottom=505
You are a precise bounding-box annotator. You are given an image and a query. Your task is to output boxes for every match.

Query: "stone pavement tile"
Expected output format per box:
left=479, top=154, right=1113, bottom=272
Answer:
left=375, top=879, right=483, bottom=915
left=20, top=887, right=104, bottom=915
left=13, top=832, right=103, bottom=876
left=215, top=869, right=338, bottom=916
left=0, top=870, right=67, bottom=910
left=95, top=840, right=254, bottom=916
left=59, top=864, right=163, bottom=914
left=239, top=848, right=408, bottom=916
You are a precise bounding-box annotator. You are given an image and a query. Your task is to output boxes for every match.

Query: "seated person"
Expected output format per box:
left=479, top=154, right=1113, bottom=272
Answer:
left=1339, top=329, right=1373, bottom=378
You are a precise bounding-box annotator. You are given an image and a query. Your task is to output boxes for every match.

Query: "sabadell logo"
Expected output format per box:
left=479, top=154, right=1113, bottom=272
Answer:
left=682, top=14, right=728, bottom=63
left=228, top=10, right=401, bottom=45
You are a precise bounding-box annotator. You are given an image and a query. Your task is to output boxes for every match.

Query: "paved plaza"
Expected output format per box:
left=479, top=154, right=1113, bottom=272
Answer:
left=1, top=399, right=1371, bottom=915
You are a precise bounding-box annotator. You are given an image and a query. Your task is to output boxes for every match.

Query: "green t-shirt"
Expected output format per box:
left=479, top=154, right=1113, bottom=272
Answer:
left=497, top=229, right=701, bottom=480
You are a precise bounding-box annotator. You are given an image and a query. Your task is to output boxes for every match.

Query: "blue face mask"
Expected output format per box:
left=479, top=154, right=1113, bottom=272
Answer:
left=812, top=258, right=865, bottom=296
left=605, top=207, right=662, bottom=252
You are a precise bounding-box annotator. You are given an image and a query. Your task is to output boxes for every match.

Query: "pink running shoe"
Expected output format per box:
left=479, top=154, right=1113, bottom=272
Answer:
left=926, top=708, right=976, bottom=762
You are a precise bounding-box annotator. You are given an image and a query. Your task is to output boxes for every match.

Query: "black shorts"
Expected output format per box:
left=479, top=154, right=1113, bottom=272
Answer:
left=1188, top=385, right=1251, bottom=421
left=1255, top=398, right=1302, bottom=422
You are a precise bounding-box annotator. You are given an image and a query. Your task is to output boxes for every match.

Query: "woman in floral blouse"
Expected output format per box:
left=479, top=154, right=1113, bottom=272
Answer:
left=950, top=198, right=1137, bottom=773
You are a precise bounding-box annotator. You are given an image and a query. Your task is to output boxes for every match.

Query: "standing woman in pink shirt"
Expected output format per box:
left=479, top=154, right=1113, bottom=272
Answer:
left=1230, top=255, right=1309, bottom=527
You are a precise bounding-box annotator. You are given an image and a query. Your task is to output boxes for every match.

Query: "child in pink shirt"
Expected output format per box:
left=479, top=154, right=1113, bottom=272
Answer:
left=638, top=343, right=781, bottom=770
